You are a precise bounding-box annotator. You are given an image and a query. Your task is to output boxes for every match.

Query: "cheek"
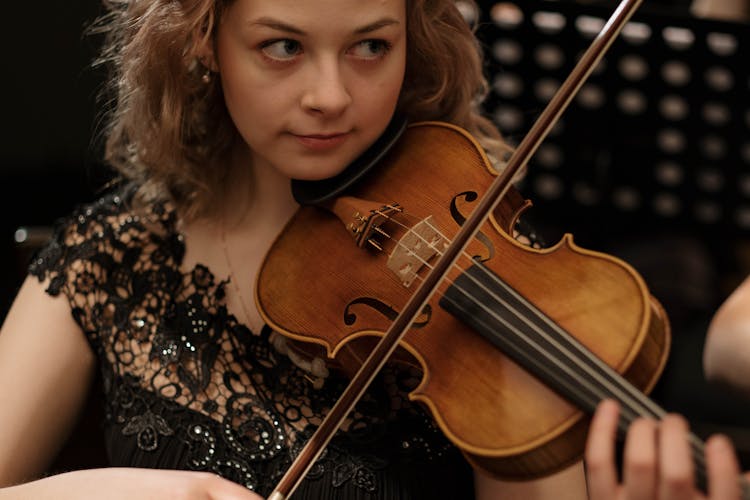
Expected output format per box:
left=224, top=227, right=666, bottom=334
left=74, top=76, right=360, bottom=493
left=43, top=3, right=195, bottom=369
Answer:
left=215, top=40, right=282, bottom=135
left=377, top=53, right=407, bottom=110
left=220, top=70, right=282, bottom=143
left=362, top=73, right=405, bottom=122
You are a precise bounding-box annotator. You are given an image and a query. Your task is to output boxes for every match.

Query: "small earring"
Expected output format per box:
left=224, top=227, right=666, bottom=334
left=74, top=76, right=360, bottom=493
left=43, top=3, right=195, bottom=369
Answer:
left=201, top=70, right=211, bottom=84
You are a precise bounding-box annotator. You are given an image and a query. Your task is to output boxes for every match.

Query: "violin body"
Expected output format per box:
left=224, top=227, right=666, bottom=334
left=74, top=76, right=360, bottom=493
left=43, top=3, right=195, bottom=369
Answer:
left=256, top=122, right=670, bottom=480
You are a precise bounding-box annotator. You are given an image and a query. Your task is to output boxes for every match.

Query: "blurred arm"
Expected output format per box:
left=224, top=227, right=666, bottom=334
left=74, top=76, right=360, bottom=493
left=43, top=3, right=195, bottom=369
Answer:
left=704, top=275, right=750, bottom=397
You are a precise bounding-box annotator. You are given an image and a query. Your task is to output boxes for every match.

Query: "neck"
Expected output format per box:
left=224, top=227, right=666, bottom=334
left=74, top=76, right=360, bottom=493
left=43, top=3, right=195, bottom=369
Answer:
left=222, top=143, right=299, bottom=234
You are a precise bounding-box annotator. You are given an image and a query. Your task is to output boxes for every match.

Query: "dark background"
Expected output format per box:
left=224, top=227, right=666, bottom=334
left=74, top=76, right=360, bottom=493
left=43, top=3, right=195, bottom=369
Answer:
left=1, top=0, right=748, bottom=475
left=1, top=2, right=110, bottom=314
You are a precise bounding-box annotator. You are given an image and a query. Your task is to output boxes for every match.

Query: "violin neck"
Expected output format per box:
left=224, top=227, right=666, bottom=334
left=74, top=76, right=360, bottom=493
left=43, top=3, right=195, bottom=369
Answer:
left=441, top=262, right=750, bottom=497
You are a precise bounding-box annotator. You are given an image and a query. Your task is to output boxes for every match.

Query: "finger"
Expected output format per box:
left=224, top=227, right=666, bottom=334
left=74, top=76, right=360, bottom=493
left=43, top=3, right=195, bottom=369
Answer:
left=622, top=417, right=658, bottom=500
left=585, top=400, right=621, bottom=500
left=203, top=474, right=264, bottom=500
left=705, top=434, right=741, bottom=500
left=658, top=414, right=695, bottom=500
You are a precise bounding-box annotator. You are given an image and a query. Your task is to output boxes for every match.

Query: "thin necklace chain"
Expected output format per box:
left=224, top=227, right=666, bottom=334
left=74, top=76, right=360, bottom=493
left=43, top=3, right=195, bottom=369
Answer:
left=219, top=220, right=257, bottom=330
left=218, top=219, right=328, bottom=386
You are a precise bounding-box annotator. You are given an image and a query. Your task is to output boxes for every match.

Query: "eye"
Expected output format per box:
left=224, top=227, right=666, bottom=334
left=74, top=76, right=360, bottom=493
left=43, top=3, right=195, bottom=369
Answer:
left=349, top=39, right=392, bottom=60
left=260, top=39, right=302, bottom=61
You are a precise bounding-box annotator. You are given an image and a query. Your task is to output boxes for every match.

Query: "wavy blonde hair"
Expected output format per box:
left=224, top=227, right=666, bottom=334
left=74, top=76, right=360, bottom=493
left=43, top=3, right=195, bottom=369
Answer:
left=93, top=0, right=507, bottom=220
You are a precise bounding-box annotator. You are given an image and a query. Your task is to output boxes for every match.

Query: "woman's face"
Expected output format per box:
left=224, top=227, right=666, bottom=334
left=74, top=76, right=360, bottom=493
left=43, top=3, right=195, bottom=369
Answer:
left=214, top=0, right=407, bottom=180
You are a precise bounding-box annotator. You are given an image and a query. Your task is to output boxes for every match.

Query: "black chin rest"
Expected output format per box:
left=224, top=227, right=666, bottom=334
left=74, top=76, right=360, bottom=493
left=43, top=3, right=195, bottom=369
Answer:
left=291, top=115, right=408, bottom=206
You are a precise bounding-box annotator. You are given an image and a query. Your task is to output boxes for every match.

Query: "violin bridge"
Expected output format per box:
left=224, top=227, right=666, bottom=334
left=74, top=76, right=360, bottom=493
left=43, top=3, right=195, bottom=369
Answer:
left=387, top=216, right=447, bottom=287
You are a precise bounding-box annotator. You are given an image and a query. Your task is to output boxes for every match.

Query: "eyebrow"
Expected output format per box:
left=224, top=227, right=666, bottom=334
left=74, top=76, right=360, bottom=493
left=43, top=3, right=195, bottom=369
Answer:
left=248, top=17, right=401, bottom=36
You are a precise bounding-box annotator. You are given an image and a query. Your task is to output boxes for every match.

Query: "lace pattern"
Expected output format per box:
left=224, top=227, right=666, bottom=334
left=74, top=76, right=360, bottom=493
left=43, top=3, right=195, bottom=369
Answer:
left=29, top=185, right=471, bottom=497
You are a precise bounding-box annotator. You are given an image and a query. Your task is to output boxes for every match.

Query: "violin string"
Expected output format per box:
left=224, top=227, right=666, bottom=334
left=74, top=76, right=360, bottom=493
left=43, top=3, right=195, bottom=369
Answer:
left=396, top=215, right=709, bottom=471
left=371, top=209, right=686, bottom=422
left=371, top=211, right=642, bottom=411
left=436, top=263, right=655, bottom=421
left=370, top=210, right=708, bottom=475
left=382, top=211, right=659, bottom=416
left=438, top=269, right=710, bottom=479
left=375, top=210, right=643, bottom=408
left=460, top=268, right=661, bottom=414
left=460, top=255, right=708, bottom=477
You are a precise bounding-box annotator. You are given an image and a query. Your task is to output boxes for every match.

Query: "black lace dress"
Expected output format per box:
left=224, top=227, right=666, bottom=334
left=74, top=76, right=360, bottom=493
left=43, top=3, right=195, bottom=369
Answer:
left=29, top=185, right=475, bottom=499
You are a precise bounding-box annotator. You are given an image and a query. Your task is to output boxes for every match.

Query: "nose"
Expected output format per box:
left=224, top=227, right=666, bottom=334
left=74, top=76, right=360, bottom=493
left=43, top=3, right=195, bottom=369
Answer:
left=300, top=59, right=352, bottom=116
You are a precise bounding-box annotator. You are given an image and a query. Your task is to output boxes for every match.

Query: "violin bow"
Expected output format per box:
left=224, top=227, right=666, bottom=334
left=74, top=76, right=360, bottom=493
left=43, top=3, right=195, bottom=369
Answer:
left=268, top=0, right=749, bottom=497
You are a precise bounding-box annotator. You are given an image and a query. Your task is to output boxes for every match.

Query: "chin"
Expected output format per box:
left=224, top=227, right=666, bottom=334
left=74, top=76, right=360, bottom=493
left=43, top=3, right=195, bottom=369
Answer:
left=288, top=155, right=359, bottom=181
left=290, top=168, right=346, bottom=182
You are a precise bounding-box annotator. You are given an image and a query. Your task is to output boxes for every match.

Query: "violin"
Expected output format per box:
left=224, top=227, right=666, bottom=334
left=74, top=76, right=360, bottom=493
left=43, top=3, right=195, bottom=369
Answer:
left=255, top=0, right=750, bottom=497
left=258, top=119, right=669, bottom=478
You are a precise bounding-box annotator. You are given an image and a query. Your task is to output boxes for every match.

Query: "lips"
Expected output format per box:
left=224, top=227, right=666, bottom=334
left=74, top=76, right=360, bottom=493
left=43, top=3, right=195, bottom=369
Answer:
left=293, top=131, right=350, bottom=151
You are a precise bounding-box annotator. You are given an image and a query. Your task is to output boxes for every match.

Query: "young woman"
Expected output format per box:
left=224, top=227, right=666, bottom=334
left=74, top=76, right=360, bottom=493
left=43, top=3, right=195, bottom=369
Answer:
left=0, top=0, right=586, bottom=498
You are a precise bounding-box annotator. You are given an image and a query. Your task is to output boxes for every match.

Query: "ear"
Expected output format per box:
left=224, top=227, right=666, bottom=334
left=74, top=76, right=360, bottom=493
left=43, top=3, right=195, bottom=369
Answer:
left=196, top=38, right=220, bottom=73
